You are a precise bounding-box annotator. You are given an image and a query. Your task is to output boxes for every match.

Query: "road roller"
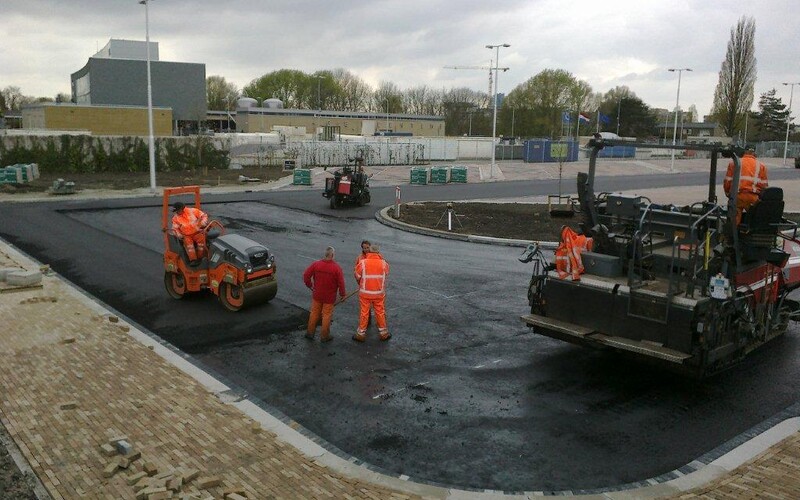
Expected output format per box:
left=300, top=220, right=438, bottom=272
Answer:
left=162, top=186, right=277, bottom=311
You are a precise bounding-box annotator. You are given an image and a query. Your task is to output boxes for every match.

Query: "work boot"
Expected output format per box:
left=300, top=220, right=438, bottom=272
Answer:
left=305, top=332, right=315, bottom=340
left=321, top=335, right=333, bottom=343
left=352, top=333, right=366, bottom=343
left=379, top=332, right=392, bottom=342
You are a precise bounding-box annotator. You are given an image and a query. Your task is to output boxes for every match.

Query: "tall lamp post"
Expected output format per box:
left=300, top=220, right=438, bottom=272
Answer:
left=486, top=43, right=510, bottom=179
left=668, top=67, right=691, bottom=173
left=782, top=82, right=799, bottom=167
left=139, top=0, right=156, bottom=193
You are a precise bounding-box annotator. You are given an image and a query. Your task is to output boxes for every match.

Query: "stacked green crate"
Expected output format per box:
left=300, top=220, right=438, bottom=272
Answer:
left=292, top=168, right=312, bottom=185
left=450, top=166, right=468, bottom=183
left=429, top=166, right=450, bottom=184
left=0, top=166, right=23, bottom=184
left=410, top=167, right=428, bottom=185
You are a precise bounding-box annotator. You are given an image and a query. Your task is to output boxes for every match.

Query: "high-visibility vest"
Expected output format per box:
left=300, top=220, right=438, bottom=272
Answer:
left=724, top=153, right=768, bottom=196
left=171, top=207, right=208, bottom=236
left=554, top=226, right=593, bottom=280
left=356, top=254, right=389, bottom=297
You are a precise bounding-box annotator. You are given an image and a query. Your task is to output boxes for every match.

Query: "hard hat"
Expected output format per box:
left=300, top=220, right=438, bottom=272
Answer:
left=172, top=201, right=185, bottom=212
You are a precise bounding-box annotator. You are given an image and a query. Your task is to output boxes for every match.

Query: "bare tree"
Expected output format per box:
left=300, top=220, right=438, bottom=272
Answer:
left=206, top=76, right=239, bottom=112
left=372, top=81, right=403, bottom=114
left=711, top=16, right=757, bottom=137
left=1, top=86, right=33, bottom=111
left=329, top=69, right=372, bottom=112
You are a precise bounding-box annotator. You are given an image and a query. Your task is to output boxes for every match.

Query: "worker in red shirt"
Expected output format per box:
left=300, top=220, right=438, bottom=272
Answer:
left=171, top=201, right=209, bottom=263
left=724, top=146, right=768, bottom=224
left=353, top=243, right=390, bottom=342
left=303, top=246, right=346, bottom=342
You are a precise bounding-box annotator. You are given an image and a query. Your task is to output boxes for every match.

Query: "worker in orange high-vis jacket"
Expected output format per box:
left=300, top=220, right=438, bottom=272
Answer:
left=554, top=226, right=593, bottom=281
left=353, top=243, right=390, bottom=342
left=171, top=201, right=209, bottom=263
left=724, top=146, right=768, bottom=224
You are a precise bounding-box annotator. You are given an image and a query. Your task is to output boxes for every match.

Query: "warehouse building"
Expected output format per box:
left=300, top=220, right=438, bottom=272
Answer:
left=22, top=103, right=172, bottom=136
left=232, top=101, right=445, bottom=137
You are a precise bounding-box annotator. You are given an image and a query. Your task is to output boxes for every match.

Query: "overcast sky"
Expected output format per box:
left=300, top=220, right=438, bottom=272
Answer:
left=2, top=0, right=798, bottom=117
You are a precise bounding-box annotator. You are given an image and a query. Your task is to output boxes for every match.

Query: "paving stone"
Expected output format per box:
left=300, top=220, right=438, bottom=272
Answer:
left=180, top=468, right=200, bottom=483
left=127, top=471, right=148, bottom=485
left=108, top=435, right=129, bottom=445
left=167, top=475, right=183, bottom=492
left=143, top=462, right=159, bottom=476
left=197, top=476, right=222, bottom=489
left=103, top=461, right=120, bottom=478
left=6, top=270, right=42, bottom=286
left=136, top=486, right=168, bottom=500
left=99, top=443, right=117, bottom=456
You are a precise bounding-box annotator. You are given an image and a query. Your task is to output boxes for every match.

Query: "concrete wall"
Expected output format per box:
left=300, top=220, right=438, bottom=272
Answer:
left=21, top=104, right=173, bottom=136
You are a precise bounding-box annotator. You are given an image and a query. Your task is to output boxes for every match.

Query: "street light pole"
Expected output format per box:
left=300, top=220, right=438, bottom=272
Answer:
left=616, top=97, right=621, bottom=136
left=782, top=82, right=799, bottom=167
left=668, top=67, right=691, bottom=173
left=140, top=0, right=156, bottom=193
left=486, top=43, right=510, bottom=180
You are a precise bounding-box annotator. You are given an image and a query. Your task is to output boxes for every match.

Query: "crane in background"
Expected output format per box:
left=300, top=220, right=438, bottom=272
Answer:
left=443, top=61, right=509, bottom=99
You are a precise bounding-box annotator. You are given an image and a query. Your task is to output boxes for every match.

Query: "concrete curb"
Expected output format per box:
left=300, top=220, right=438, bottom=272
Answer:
left=375, top=204, right=559, bottom=250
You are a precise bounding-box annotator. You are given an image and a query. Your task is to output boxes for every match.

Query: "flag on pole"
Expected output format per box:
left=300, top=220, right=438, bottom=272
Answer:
left=578, top=112, right=590, bottom=123
left=599, top=112, right=611, bottom=124
left=562, top=111, right=572, bottom=123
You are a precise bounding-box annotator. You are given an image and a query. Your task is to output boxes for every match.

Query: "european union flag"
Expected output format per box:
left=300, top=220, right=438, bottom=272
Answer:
left=599, top=113, right=612, bottom=125
left=562, top=112, right=572, bottom=123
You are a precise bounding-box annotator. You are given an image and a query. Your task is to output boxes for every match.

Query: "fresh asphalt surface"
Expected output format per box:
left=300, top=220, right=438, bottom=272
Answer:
left=3, top=170, right=800, bottom=492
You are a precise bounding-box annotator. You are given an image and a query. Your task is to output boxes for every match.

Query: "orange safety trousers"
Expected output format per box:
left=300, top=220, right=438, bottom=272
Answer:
left=307, top=299, right=335, bottom=339
left=181, top=233, right=207, bottom=261
left=358, top=295, right=387, bottom=336
left=554, top=226, right=593, bottom=281
left=735, top=192, right=760, bottom=225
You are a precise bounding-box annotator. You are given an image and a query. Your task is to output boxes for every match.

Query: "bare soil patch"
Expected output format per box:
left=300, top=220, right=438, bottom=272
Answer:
left=395, top=202, right=581, bottom=241
left=0, top=422, right=37, bottom=499
left=395, top=202, right=800, bottom=242
left=1, top=166, right=290, bottom=193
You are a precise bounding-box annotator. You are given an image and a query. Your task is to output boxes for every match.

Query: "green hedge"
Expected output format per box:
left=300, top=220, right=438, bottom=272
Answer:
left=0, top=135, right=230, bottom=173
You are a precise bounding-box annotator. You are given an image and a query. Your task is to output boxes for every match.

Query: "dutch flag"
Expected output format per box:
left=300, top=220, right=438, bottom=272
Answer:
left=578, top=113, right=590, bottom=123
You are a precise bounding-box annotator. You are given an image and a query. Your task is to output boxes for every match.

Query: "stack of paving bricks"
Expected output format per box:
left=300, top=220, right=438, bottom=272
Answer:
left=0, top=243, right=424, bottom=499
left=428, top=166, right=450, bottom=184
left=409, top=166, right=428, bottom=185
left=449, top=166, right=468, bottom=183
left=1, top=163, right=40, bottom=185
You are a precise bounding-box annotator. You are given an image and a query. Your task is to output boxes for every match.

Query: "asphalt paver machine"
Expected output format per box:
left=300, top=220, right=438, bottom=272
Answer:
left=521, top=138, right=800, bottom=377
left=322, top=157, right=371, bottom=209
left=162, top=186, right=277, bottom=311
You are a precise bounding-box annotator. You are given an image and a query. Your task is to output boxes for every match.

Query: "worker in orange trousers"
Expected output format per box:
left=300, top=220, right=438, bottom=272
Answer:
left=353, top=243, right=390, bottom=342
